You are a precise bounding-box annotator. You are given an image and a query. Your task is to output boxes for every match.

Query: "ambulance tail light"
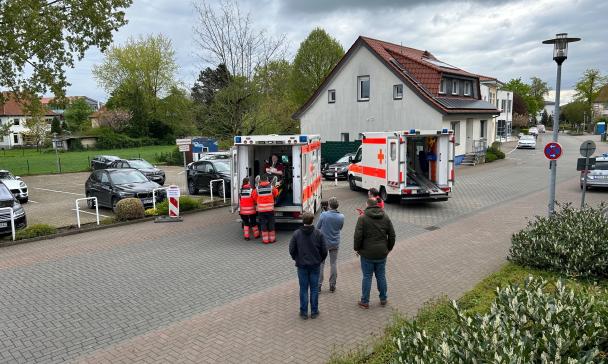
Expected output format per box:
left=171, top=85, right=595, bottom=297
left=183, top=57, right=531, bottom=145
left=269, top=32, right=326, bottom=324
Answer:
left=401, top=189, right=412, bottom=195
left=292, top=212, right=302, bottom=219
left=441, top=187, right=451, bottom=193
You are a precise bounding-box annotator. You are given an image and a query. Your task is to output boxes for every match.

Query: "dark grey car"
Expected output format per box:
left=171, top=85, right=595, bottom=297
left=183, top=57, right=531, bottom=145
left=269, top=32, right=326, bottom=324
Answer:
left=109, top=159, right=166, bottom=185
left=85, top=169, right=164, bottom=212
left=90, top=155, right=121, bottom=170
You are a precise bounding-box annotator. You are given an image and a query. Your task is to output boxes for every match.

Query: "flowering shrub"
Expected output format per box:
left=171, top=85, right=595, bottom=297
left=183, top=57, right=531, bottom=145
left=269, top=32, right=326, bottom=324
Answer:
left=509, top=203, right=608, bottom=278
left=115, top=198, right=145, bottom=221
left=394, top=278, right=608, bottom=363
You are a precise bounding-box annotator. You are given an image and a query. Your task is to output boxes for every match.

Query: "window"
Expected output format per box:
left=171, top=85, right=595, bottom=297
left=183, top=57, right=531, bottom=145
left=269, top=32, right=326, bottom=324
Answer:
left=328, top=89, right=336, bottom=103
left=341, top=133, right=349, bottom=142
left=450, top=121, right=460, bottom=145
left=203, top=162, right=214, bottom=173
left=480, top=120, right=486, bottom=138
left=464, top=81, right=472, bottom=96
left=507, top=100, right=512, bottom=113
left=353, top=147, right=362, bottom=163
left=13, top=119, right=19, bottom=126
left=13, top=134, right=18, bottom=144
left=452, top=80, right=459, bottom=95
left=100, top=172, right=109, bottom=183
left=501, top=100, right=506, bottom=111
left=390, top=142, right=397, bottom=161
left=439, top=79, right=447, bottom=94
left=393, top=84, right=403, bottom=99
left=357, top=76, right=370, bottom=101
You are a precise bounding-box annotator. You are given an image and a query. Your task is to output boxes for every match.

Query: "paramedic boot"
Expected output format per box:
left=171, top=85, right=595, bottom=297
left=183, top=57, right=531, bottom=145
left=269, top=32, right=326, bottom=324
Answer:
left=269, top=230, right=276, bottom=243
left=252, top=225, right=260, bottom=239
left=243, top=225, right=250, bottom=240
left=262, top=231, right=270, bottom=244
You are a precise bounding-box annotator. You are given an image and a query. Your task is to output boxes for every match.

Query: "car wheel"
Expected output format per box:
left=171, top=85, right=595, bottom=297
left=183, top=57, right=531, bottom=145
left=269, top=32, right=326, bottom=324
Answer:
left=215, top=182, right=225, bottom=198
left=349, top=175, right=358, bottom=191
left=188, top=180, right=198, bottom=195
left=86, top=193, right=96, bottom=209
left=111, top=198, right=119, bottom=213
left=379, top=186, right=389, bottom=203
left=19, top=197, right=28, bottom=204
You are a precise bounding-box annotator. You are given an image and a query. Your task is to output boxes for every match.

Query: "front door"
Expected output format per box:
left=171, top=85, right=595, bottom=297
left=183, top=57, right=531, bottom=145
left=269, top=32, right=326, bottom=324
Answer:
left=465, top=119, right=474, bottom=153
left=387, top=137, right=400, bottom=186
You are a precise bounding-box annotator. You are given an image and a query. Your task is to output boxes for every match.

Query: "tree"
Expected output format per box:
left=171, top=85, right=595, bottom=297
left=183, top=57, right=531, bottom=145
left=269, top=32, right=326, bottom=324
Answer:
left=0, top=123, right=11, bottom=148
left=512, top=93, right=527, bottom=115
left=96, top=109, right=132, bottom=131
left=512, top=113, right=529, bottom=128
left=191, top=64, right=231, bottom=105
left=561, top=101, right=587, bottom=125
left=155, top=87, right=197, bottom=140
left=21, top=98, right=50, bottom=151
left=50, top=116, right=62, bottom=135
left=540, top=109, right=549, bottom=125
left=63, top=98, right=93, bottom=132
left=193, top=0, right=287, bottom=80
left=502, top=78, right=538, bottom=117
left=290, top=28, right=345, bottom=106
left=0, top=0, right=132, bottom=101
left=93, top=34, right=177, bottom=111
left=574, top=69, right=608, bottom=115
left=530, top=77, right=550, bottom=115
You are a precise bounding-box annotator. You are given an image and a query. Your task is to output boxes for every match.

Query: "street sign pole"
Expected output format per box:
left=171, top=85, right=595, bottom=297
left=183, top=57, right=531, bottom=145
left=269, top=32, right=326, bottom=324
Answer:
left=548, top=62, right=562, bottom=216
left=579, top=140, right=596, bottom=209
left=581, top=155, right=589, bottom=208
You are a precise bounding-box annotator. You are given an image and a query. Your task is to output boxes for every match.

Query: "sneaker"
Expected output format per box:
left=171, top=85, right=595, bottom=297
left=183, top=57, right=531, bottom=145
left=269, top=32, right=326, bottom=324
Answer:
left=318, top=286, right=322, bottom=292
left=358, top=301, right=369, bottom=309
left=380, top=300, right=388, bottom=306
left=329, top=286, right=336, bottom=293
left=310, top=312, right=319, bottom=319
left=299, top=313, right=308, bottom=320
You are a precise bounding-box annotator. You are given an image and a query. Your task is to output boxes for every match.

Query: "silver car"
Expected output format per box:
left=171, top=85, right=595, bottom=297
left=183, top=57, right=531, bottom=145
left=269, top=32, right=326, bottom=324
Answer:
left=517, top=135, right=537, bottom=149
left=580, top=154, right=608, bottom=190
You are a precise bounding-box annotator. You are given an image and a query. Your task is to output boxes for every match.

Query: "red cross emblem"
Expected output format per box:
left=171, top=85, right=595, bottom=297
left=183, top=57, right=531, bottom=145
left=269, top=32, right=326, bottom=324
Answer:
left=378, top=149, right=385, bottom=164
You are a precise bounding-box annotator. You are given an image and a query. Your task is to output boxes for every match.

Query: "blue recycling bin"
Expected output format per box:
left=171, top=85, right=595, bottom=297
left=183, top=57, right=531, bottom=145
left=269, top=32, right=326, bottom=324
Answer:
left=596, top=122, right=606, bottom=135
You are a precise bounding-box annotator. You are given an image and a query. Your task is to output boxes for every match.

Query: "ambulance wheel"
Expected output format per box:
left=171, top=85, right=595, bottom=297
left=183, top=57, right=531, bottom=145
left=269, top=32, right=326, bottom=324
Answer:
left=379, top=186, right=389, bottom=203
left=349, top=175, right=358, bottom=191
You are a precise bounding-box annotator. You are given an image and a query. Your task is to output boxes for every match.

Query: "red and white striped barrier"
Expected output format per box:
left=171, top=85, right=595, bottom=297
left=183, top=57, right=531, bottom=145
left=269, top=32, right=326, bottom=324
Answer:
left=167, top=185, right=180, bottom=217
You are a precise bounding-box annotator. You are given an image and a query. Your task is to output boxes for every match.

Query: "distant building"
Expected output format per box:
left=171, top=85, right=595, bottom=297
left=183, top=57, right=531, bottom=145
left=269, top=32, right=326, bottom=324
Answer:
left=0, top=92, right=56, bottom=149
left=479, top=76, right=513, bottom=141
left=593, top=84, right=608, bottom=120
left=40, top=96, right=102, bottom=116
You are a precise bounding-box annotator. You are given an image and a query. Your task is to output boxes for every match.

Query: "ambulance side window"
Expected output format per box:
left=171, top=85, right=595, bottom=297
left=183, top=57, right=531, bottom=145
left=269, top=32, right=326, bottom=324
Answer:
left=390, top=142, right=396, bottom=161
left=353, top=147, right=362, bottom=163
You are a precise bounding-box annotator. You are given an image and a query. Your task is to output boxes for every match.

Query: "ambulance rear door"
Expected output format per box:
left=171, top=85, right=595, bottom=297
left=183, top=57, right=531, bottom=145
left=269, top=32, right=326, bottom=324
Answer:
left=230, top=146, right=239, bottom=211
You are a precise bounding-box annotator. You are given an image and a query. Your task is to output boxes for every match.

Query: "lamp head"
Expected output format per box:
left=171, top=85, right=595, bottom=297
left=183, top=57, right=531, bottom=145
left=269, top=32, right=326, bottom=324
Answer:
left=542, top=33, right=581, bottom=65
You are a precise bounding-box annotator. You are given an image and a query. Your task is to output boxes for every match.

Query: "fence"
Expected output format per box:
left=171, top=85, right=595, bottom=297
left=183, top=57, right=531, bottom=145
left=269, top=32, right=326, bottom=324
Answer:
left=321, top=141, right=361, bottom=164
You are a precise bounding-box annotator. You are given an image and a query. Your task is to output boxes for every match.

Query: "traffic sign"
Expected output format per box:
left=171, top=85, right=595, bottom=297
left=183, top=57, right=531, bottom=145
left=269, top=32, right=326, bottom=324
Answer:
left=175, top=138, right=192, bottom=145
left=544, top=142, right=562, bottom=160
left=579, top=140, right=596, bottom=157
left=167, top=185, right=180, bottom=217
left=178, top=144, right=190, bottom=152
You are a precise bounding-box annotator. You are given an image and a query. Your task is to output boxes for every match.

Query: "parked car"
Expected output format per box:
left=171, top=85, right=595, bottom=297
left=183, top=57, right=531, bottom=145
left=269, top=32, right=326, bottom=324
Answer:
left=199, top=152, right=230, bottom=161
left=0, top=170, right=28, bottom=203
left=0, top=181, right=27, bottom=235
left=108, top=159, right=165, bottom=185
left=187, top=160, right=231, bottom=197
left=536, top=124, right=546, bottom=133
left=580, top=153, right=608, bottom=190
left=85, top=169, right=164, bottom=212
left=90, top=155, right=121, bottom=170
left=322, top=153, right=354, bottom=180
left=528, top=127, right=539, bottom=136
left=517, top=135, right=537, bottom=149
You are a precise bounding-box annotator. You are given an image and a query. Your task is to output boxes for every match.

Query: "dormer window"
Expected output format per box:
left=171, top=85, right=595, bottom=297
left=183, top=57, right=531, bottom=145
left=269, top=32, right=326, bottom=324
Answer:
left=439, top=79, right=447, bottom=94
left=328, top=89, right=336, bottom=103
left=452, top=80, right=459, bottom=95
left=464, top=81, right=472, bottom=96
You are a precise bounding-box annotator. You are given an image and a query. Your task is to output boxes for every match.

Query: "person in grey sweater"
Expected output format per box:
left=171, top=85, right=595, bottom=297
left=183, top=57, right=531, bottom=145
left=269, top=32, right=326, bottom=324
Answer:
left=316, top=197, right=345, bottom=292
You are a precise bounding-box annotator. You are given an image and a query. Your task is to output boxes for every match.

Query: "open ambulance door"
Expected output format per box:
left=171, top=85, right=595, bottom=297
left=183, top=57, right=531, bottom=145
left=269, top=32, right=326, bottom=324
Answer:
left=386, top=136, right=400, bottom=192
left=230, top=146, right=238, bottom=213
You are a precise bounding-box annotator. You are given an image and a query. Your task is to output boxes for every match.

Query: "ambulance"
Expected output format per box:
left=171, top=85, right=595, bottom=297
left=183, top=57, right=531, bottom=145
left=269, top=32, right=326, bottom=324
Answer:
left=231, top=134, right=323, bottom=223
left=348, top=129, right=455, bottom=202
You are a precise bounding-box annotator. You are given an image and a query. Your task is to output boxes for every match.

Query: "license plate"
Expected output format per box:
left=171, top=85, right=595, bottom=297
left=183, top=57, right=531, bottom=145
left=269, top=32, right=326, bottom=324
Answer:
left=142, top=198, right=153, bottom=204
left=0, top=222, right=7, bottom=228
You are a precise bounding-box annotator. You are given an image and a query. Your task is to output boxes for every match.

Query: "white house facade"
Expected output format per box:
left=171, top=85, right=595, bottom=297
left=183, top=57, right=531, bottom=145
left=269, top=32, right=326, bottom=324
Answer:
left=294, top=36, right=499, bottom=164
left=0, top=93, right=55, bottom=149
left=479, top=77, right=513, bottom=142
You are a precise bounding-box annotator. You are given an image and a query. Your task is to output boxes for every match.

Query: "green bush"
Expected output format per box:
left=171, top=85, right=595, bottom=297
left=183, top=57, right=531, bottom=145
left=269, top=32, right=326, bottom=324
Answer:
left=15, top=224, right=57, bottom=240
left=509, top=203, right=608, bottom=278
left=486, top=146, right=505, bottom=160
left=485, top=150, right=498, bottom=163
left=114, top=198, right=145, bottom=221
left=520, top=128, right=529, bottom=135
left=393, top=277, right=608, bottom=363
left=155, top=146, right=184, bottom=166
left=92, top=127, right=158, bottom=150
left=154, top=196, right=201, bottom=215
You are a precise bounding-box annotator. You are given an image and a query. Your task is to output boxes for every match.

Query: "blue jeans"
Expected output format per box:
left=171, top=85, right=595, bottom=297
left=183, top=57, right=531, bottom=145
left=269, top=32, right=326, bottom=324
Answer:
left=360, top=257, right=387, bottom=304
left=297, top=265, right=320, bottom=315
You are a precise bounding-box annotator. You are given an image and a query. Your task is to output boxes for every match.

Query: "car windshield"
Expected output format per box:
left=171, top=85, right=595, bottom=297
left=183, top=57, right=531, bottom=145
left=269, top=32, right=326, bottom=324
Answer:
left=213, top=161, right=230, bottom=172
left=0, top=184, right=13, bottom=200
left=128, top=160, right=154, bottom=169
left=521, top=136, right=535, bottom=141
left=336, top=155, right=352, bottom=164
left=110, top=170, right=149, bottom=184
left=0, top=172, right=15, bottom=180
left=593, top=161, right=608, bottom=170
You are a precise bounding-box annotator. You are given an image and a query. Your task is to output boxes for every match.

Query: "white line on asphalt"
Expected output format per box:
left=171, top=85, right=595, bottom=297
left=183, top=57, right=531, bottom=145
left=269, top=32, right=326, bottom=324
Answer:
left=177, top=171, right=186, bottom=175
left=71, top=209, right=110, bottom=218
left=27, top=200, right=39, bottom=204
left=34, top=187, right=85, bottom=196
left=506, top=146, right=519, bottom=155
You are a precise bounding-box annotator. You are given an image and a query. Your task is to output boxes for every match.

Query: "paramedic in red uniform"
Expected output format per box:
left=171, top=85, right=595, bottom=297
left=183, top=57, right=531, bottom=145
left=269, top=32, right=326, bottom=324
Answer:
left=252, top=174, right=279, bottom=244
left=239, top=177, right=259, bottom=240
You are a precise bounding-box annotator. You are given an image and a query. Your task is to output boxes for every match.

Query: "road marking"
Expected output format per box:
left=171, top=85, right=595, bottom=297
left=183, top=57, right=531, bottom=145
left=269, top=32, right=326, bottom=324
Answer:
left=27, top=200, right=39, bottom=204
left=71, top=209, right=110, bottom=218
left=34, top=187, right=85, bottom=196
left=506, top=146, right=519, bottom=155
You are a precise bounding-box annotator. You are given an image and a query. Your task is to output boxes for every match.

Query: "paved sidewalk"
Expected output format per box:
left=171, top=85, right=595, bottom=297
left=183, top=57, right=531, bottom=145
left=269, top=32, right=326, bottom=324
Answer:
left=74, top=178, right=606, bottom=364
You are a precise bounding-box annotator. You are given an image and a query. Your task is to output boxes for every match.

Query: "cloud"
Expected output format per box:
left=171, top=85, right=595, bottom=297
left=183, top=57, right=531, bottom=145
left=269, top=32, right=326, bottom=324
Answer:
left=278, top=0, right=505, bottom=15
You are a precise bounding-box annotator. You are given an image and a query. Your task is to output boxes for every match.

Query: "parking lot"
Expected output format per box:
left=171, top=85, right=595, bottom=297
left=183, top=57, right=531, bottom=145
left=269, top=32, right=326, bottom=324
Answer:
left=20, top=166, right=193, bottom=227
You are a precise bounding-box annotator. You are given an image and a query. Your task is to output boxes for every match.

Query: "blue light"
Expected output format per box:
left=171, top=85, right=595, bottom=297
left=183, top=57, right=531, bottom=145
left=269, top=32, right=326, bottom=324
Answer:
left=409, top=129, right=416, bottom=134
left=442, top=128, right=448, bottom=133
left=235, top=136, right=242, bottom=143
left=299, top=135, right=308, bottom=143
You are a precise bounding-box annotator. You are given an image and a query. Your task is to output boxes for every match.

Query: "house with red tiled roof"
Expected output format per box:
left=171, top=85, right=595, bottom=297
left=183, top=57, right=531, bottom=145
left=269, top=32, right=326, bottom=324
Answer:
left=293, top=36, right=500, bottom=163
left=593, top=84, right=608, bottom=120
left=0, top=92, right=56, bottom=148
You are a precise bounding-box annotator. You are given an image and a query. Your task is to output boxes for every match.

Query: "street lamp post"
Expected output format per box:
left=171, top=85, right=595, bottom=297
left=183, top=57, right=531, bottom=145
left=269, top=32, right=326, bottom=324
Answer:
left=542, top=33, right=580, bottom=216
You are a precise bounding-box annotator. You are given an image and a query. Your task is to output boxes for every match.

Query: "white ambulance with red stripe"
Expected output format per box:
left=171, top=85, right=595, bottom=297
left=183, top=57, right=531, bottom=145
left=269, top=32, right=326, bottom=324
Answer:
left=348, top=129, right=455, bottom=202
left=231, top=134, right=322, bottom=223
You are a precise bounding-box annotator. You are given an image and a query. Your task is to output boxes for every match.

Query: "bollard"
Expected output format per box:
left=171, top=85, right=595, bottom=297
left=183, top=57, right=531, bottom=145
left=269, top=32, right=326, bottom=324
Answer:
left=334, top=170, right=338, bottom=186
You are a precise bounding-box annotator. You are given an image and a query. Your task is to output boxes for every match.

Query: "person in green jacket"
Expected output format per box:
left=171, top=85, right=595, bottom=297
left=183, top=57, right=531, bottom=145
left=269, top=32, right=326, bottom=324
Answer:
left=354, top=198, right=396, bottom=309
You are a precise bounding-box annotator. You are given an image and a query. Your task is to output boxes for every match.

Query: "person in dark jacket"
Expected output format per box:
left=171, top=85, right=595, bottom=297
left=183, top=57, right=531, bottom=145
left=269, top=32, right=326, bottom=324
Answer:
left=354, top=198, right=396, bottom=309
left=289, top=212, right=328, bottom=320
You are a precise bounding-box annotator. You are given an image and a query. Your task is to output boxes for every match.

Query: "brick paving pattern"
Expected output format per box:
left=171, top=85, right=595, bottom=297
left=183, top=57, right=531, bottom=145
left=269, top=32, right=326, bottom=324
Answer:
left=0, top=135, right=605, bottom=363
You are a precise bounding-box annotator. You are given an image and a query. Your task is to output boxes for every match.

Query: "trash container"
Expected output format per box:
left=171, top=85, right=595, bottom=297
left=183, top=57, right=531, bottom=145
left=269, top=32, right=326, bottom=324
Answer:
left=602, top=133, right=607, bottom=142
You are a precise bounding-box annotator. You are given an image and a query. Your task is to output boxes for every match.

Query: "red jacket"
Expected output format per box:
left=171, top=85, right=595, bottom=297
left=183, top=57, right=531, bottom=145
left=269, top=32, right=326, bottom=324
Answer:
left=239, top=184, right=256, bottom=215
left=252, top=181, right=279, bottom=212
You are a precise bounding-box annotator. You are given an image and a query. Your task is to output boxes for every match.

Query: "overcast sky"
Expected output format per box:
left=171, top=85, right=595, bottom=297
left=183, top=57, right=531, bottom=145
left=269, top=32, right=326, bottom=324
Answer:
left=65, top=0, right=607, bottom=104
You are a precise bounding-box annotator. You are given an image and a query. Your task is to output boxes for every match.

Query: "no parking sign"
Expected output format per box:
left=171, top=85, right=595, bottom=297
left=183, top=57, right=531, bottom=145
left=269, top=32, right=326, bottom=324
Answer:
left=544, top=142, right=563, bottom=160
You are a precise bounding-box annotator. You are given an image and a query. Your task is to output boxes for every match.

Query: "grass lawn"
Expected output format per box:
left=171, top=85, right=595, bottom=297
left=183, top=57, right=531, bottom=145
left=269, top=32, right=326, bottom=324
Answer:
left=0, top=145, right=176, bottom=176
left=329, top=263, right=608, bottom=364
